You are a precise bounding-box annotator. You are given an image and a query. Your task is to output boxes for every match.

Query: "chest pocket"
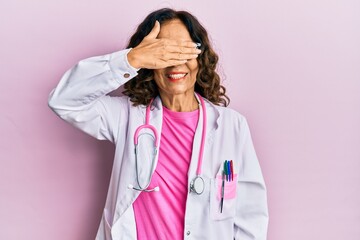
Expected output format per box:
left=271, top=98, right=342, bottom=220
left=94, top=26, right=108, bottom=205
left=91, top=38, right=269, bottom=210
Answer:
left=210, top=174, right=238, bottom=220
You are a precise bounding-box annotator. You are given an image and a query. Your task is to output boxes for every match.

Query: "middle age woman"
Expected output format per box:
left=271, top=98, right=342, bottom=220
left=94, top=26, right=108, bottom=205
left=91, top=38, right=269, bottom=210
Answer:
left=48, top=8, right=269, bottom=240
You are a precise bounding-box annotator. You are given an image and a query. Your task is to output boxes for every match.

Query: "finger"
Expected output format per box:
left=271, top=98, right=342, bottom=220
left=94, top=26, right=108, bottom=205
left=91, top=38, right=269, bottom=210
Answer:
left=164, top=52, right=199, bottom=60
left=166, top=39, right=200, bottom=48
left=144, top=21, right=160, bottom=40
left=179, top=41, right=201, bottom=48
left=165, top=45, right=202, bottom=54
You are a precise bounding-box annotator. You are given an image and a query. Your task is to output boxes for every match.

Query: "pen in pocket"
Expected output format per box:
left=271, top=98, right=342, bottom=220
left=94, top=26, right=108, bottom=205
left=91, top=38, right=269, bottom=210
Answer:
left=220, top=169, right=225, bottom=213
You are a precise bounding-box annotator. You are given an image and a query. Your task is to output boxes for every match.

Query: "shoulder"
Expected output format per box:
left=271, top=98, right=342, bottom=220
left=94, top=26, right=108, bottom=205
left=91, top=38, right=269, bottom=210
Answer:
left=211, top=104, right=248, bottom=126
left=210, top=104, right=254, bottom=144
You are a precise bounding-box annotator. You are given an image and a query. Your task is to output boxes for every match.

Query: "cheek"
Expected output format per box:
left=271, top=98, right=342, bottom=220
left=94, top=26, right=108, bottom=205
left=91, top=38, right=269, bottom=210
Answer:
left=187, top=59, right=199, bottom=76
left=153, top=69, right=164, bottom=83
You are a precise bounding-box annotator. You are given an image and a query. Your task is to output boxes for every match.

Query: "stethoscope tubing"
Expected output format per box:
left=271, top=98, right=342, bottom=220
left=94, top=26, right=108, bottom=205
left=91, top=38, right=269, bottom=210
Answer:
left=130, top=93, right=207, bottom=194
left=195, top=94, right=206, bottom=176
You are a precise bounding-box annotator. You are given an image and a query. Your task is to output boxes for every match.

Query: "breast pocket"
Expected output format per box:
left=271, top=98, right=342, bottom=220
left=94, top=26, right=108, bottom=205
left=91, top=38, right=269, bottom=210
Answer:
left=210, top=174, right=238, bottom=220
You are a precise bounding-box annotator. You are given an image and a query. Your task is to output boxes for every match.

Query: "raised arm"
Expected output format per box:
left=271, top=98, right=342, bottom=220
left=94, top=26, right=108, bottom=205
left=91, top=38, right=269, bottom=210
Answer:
left=48, top=21, right=200, bottom=142
left=48, top=49, right=138, bottom=142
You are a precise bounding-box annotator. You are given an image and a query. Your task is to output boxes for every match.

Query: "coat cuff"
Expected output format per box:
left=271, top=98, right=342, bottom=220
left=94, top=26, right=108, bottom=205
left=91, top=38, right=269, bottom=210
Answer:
left=108, top=48, right=139, bottom=85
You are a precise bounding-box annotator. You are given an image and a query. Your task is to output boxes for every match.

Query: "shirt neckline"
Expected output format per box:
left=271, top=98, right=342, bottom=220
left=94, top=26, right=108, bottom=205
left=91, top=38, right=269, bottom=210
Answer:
left=162, top=106, right=199, bottom=119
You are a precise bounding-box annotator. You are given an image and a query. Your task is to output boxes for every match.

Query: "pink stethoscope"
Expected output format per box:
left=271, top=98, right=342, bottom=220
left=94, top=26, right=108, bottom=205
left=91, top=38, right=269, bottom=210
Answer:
left=128, top=93, right=207, bottom=194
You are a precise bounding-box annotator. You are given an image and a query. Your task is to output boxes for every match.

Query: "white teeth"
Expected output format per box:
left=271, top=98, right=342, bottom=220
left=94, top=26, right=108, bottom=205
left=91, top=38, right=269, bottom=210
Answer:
left=168, top=73, right=187, bottom=79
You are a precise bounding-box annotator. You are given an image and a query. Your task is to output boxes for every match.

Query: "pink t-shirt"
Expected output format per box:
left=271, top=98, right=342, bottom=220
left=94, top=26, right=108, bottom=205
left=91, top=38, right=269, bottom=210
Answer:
left=133, top=106, right=199, bottom=240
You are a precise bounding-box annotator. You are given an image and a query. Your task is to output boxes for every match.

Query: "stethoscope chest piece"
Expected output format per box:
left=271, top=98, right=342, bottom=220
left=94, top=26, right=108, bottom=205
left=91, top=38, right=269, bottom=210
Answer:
left=190, top=176, right=205, bottom=195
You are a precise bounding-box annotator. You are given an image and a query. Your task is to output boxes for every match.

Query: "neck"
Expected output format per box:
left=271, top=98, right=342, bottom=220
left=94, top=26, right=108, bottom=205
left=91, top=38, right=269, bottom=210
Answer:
left=159, top=92, right=199, bottom=112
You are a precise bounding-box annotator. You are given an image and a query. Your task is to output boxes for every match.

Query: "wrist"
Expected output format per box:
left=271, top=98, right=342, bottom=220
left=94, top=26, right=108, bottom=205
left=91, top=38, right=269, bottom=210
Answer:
left=127, top=48, right=141, bottom=69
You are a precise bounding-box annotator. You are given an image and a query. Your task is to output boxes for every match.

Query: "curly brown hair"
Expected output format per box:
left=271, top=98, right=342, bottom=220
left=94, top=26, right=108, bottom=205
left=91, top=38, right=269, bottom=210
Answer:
left=123, top=8, right=230, bottom=107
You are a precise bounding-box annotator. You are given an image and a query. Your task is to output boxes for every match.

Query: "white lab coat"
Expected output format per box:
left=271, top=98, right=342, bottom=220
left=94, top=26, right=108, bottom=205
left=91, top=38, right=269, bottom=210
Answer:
left=48, top=49, right=269, bottom=240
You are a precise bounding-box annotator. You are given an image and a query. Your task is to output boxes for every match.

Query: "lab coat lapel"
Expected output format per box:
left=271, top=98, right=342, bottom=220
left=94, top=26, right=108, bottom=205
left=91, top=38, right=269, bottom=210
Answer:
left=187, top=98, right=220, bottom=184
left=148, top=96, right=163, bottom=173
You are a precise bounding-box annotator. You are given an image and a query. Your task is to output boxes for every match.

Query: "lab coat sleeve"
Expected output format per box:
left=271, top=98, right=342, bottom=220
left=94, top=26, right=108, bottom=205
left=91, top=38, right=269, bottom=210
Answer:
left=234, top=118, right=269, bottom=240
left=48, top=48, right=138, bottom=142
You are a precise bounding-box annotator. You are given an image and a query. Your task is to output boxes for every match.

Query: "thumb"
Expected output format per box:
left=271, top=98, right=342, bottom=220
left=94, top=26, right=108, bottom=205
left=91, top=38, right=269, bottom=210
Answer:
left=144, top=21, right=160, bottom=40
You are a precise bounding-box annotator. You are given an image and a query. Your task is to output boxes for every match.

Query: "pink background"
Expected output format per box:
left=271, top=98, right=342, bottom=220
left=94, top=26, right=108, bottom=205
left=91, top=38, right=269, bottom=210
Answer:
left=1, top=0, right=359, bottom=239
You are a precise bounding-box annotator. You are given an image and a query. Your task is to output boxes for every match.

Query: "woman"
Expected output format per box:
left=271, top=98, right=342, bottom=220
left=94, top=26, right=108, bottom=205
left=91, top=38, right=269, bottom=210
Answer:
left=48, top=8, right=268, bottom=240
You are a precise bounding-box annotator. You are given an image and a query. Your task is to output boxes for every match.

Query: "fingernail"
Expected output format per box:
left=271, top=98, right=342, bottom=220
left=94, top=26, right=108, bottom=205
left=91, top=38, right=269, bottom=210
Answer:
left=195, top=42, right=202, bottom=49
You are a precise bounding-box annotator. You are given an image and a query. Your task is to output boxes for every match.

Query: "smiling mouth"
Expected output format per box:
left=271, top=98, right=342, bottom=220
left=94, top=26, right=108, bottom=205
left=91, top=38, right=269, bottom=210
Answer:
left=166, top=73, right=188, bottom=81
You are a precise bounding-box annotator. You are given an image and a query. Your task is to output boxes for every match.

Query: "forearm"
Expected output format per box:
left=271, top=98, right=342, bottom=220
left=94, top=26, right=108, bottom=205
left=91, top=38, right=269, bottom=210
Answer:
left=48, top=48, right=138, bottom=141
left=48, top=48, right=138, bottom=114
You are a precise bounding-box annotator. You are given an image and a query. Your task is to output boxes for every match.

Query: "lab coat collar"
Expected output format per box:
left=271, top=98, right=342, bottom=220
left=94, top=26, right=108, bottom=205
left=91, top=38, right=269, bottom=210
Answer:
left=150, top=93, right=221, bottom=131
